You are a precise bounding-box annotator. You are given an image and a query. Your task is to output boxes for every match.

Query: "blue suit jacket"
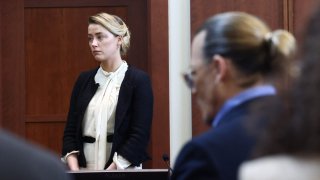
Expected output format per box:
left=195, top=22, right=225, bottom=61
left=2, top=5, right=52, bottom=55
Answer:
left=171, top=96, right=280, bottom=180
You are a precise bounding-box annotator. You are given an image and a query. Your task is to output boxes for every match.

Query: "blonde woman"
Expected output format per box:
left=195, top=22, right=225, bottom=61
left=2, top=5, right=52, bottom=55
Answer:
left=62, top=12, right=153, bottom=171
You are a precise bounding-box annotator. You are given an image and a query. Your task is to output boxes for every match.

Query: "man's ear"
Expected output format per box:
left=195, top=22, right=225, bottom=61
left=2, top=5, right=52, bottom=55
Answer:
left=211, top=54, right=228, bottom=81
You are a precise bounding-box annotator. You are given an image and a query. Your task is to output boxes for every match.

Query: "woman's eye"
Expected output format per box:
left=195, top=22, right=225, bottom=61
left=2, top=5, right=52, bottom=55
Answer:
left=88, top=37, right=93, bottom=42
left=97, top=35, right=106, bottom=41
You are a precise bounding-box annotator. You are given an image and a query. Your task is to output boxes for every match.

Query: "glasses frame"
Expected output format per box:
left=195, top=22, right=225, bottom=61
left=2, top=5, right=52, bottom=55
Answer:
left=182, top=68, right=196, bottom=90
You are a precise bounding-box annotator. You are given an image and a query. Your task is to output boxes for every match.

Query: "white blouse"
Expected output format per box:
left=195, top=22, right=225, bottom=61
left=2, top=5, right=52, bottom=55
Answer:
left=81, top=61, right=129, bottom=170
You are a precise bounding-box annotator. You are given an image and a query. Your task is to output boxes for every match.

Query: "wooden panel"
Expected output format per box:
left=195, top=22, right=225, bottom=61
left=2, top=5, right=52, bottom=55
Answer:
left=25, top=0, right=149, bottom=72
left=191, top=0, right=285, bottom=37
left=22, top=0, right=169, bottom=169
left=2, top=0, right=164, bottom=169
left=25, top=122, right=65, bottom=154
left=25, top=0, right=131, bottom=7
left=0, top=1, right=2, bottom=127
left=0, top=0, right=25, bottom=136
left=292, top=0, right=319, bottom=44
left=191, top=0, right=287, bottom=136
left=25, top=7, right=127, bottom=117
left=146, top=0, right=170, bottom=168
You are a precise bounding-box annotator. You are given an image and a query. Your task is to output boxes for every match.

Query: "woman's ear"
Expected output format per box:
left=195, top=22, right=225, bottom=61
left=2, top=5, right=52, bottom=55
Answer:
left=117, top=36, right=123, bottom=46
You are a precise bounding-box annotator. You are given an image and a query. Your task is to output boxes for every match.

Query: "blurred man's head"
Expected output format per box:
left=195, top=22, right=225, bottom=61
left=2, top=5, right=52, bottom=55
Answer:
left=188, top=12, right=296, bottom=125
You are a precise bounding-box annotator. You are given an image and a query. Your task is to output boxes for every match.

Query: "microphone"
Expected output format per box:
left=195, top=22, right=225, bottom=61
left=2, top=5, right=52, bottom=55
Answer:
left=162, top=153, right=173, bottom=174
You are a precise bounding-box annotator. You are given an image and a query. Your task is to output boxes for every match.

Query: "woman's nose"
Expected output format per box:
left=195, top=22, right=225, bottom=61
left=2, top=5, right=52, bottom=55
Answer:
left=91, top=38, right=98, bottom=47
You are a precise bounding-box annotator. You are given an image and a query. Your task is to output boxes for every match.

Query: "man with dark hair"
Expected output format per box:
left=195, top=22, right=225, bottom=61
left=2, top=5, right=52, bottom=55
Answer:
left=171, top=12, right=296, bottom=180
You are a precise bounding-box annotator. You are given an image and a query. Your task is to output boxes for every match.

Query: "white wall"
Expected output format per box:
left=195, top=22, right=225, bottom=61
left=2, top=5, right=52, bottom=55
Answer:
left=168, top=0, right=192, bottom=166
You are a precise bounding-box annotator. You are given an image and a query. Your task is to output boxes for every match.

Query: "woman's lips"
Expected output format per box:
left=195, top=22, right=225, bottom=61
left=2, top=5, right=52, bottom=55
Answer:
left=92, top=51, right=101, bottom=55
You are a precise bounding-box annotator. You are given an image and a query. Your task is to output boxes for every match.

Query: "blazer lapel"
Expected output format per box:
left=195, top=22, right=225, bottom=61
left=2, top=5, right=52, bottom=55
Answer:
left=114, top=67, right=135, bottom=131
left=78, top=69, right=99, bottom=115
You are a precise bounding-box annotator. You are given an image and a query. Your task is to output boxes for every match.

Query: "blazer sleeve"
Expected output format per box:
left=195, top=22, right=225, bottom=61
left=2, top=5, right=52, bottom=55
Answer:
left=171, top=141, right=218, bottom=180
left=62, top=73, right=84, bottom=156
left=117, top=71, right=154, bottom=165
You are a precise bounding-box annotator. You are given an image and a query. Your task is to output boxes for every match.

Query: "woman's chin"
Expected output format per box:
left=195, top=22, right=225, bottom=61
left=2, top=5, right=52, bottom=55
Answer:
left=93, top=57, right=106, bottom=62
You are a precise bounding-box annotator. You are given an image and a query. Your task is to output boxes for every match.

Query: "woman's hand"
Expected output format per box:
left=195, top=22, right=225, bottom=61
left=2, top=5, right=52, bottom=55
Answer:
left=66, top=154, right=80, bottom=171
left=106, top=162, right=117, bottom=170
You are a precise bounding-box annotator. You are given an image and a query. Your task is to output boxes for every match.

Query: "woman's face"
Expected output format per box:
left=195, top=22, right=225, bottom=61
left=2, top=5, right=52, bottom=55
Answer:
left=88, top=23, right=120, bottom=62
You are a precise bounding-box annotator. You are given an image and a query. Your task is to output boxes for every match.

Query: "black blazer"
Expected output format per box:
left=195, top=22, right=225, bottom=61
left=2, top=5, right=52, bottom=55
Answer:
left=62, top=65, right=153, bottom=168
left=171, top=96, right=280, bottom=180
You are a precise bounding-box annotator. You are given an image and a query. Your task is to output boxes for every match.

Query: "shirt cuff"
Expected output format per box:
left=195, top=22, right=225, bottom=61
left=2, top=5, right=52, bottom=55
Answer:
left=113, top=152, right=132, bottom=170
left=61, top=150, right=79, bottom=163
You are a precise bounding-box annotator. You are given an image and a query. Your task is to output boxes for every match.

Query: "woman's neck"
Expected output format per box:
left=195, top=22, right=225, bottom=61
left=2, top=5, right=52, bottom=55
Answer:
left=100, top=57, right=123, bottom=72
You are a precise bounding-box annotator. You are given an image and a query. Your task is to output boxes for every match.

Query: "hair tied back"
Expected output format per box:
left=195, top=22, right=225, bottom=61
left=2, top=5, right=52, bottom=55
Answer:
left=264, top=32, right=276, bottom=58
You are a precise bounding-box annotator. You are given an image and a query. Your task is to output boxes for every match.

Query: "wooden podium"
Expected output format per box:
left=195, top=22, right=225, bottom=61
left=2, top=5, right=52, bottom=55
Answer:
left=68, top=169, right=169, bottom=180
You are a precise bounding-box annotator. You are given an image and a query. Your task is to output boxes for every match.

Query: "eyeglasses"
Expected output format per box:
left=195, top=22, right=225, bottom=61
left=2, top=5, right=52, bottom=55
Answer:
left=182, top=68, right=196, bottom=90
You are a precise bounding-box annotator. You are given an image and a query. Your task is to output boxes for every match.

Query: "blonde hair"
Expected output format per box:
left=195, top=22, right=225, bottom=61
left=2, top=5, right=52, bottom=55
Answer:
left=89, top=12, right=131, bottom=56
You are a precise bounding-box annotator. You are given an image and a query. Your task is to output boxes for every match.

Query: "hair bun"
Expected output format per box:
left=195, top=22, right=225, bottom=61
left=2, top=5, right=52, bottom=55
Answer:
left=263, top=30, right=296, bottom=76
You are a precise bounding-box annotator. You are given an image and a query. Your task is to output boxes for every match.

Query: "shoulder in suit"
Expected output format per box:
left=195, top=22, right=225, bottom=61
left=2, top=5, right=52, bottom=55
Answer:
left=171, top=96, right=280, bottom=180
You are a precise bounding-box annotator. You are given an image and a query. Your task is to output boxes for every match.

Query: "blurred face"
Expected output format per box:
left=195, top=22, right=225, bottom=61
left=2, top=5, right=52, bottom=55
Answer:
left=190, top=31, right=220, bottom=124
left=88, top=23, right=120, bottom=62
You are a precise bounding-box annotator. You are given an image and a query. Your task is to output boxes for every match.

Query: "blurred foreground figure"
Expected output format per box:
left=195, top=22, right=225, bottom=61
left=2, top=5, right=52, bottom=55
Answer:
left=0, top=130, right=71, bottom=180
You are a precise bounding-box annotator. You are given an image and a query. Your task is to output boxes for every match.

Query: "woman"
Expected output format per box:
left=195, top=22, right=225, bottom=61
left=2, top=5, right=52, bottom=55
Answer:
left=61, top=12, right=153, bottom=171
left=239, top=5, right=320, bottom=180
left=171, top=12, right=296, bottom=180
